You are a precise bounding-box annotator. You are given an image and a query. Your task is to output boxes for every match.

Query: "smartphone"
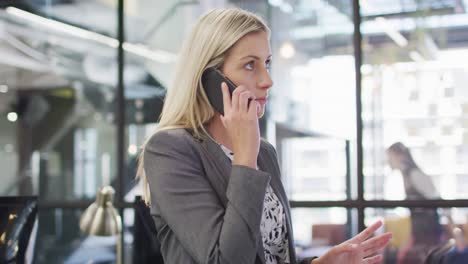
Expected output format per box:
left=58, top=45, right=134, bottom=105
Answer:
left=201, top=67, right=237, bottom=115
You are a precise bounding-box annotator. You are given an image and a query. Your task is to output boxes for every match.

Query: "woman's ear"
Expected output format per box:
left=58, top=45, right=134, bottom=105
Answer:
left=218, top=63, right=225, bottom=73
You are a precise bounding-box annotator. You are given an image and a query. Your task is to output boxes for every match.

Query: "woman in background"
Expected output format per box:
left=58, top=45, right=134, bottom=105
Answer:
left=387, top=142, right=442, bottom=264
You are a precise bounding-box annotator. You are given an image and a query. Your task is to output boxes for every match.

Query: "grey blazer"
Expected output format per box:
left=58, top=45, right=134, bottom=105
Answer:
left=144, top=128, right=313, bottom=264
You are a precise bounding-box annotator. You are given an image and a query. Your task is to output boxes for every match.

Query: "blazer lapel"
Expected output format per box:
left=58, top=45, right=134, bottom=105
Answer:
left=199, top=135, right=267, bottom=264
left=257, top=143, right=297, bottom=264
left=257, top=144, right=292, bottom=227
left=199, top=135, right=232, bottom=207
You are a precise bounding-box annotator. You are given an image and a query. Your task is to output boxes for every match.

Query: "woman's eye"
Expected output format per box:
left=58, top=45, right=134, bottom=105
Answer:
left=245, top=61, right=254, bottom=70
left=266, top=61, right=271, bottom=70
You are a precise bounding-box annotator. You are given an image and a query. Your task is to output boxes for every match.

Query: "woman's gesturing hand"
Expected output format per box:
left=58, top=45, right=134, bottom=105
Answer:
left=312, top=221, right=392, bottom=264
left=220, top=82, right=260, bottom=169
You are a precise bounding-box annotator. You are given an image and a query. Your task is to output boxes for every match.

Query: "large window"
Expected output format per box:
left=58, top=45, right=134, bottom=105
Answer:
left=0, top=0, right=120, bottom=201
left=358, top=1, right=468, bottom=261
left=267, top=0, right=357, bottom=203
left=0, top=1, right=124, bottom=262
left=361, top=1, right=468, bottom=201
left=268, top=0, right=468, bottom=263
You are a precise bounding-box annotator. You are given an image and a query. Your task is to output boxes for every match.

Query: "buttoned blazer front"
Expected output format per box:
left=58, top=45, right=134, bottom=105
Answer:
left=143, top=128, right=298, bottom=264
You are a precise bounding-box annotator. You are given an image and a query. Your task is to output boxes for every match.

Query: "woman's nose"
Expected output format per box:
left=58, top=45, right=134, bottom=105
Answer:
left=258, top=68, right=273, bottom=89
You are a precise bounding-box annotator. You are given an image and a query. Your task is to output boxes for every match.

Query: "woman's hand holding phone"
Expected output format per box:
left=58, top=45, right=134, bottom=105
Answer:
left=220, top=82, right=260, bottom=170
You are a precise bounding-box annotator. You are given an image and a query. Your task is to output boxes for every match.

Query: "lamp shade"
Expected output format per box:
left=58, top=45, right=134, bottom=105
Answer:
left=79, top=186, right=121, bottom=236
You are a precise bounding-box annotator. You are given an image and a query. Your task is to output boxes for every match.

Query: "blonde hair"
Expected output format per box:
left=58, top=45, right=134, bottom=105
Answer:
left=137, top=8, right=270, bottom=204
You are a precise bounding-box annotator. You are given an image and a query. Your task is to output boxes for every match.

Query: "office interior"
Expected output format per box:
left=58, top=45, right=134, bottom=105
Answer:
left=1, top=0, right=468, bottom=263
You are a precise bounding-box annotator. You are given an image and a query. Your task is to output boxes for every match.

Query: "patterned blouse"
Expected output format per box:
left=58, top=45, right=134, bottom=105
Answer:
left=219, top=144, right=290, bottom=264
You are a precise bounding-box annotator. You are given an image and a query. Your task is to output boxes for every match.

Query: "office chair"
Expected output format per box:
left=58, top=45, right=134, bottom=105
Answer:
left=0, top=197, right=38, bottom=264
left=133, top=196, right=164, bottom=264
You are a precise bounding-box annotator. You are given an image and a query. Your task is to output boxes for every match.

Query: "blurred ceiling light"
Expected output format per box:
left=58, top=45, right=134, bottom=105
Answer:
left=409, top=51, right=425, bottom=62
left=94, top=113, right=102, bottom=121
left=7, top=112, right=18, bottom=122
left=280, top=41, right=295, bottom=59
left=360, top=64, right=373, bottom=75
left=268, top=0, right=282, bottom=6
left=128, top=144, right=138, bottom=155
left=5, top=7, right=177, bottom=63
left=423, top=35, right=440, bottom=59
left=135, top=99, right=144, bottom=109
left=122, top=43, right=176, bottom=63
left=280, top=3, right=293, bottom=13
left=0, top=85, right=8, bottom=93
left=375, top=17, right=408, bottom=47
left=6, top=7, right=117, bottom=46
left=135, top=112, right=144, bottom=123
left=268, top=0, right=292, bottom=13
left=4, top=144, right=14, bottom=153
left=359, top=0, right=368, bottom=7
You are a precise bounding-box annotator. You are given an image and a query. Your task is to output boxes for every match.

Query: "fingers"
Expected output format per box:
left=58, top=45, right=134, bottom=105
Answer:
left=248, top=100, right=260, bottom=117
left=221, top=82, right=231, bottom=115
left=363, top=232, right=392, bottom=257
left=239, top=90, right=255, bottom=112
left=329, top=232, right=390, bottom=264
left=350, top=220, right=383, bottom=244
left=329, top=242, right=386, bottom=264
left=230, top=84, right=240, bottom=113
left=363, top=254, right=383, bottom=264
left=230, top=85, right=254, bottom=113
left=221, top=82, right=258, bottom=117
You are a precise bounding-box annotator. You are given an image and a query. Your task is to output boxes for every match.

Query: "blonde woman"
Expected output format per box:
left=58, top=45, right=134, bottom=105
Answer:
left=138, top=8, right=392, bottom=264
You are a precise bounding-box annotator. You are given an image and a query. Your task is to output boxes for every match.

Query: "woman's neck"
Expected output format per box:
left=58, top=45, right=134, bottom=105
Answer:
left=206, top=114, right=233, bottom=150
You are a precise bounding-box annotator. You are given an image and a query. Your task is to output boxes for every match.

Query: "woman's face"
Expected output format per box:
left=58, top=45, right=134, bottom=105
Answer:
left=221, top=30, right=273, bottom=118
left=387, top=150, right=402, bottom=170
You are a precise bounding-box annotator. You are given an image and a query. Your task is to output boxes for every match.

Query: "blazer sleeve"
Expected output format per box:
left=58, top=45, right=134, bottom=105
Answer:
left=144, top=130, right=271, bottom=264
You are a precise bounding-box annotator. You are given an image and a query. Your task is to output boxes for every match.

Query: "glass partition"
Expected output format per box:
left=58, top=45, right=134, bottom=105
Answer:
left=267, top=0, right=357, bottom=201
left=361, top=0, right=468, bottom=200
left=282, top=137, right=349, bottom=201
left=0, top=1, right=120, bottom=200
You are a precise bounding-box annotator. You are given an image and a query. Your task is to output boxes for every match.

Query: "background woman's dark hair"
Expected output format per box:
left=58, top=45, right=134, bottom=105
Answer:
left=388, top=142, right=420, bottom=175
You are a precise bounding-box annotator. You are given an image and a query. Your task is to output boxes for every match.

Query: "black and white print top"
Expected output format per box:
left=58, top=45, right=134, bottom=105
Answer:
left=219, top=144, right=290, bottom=264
